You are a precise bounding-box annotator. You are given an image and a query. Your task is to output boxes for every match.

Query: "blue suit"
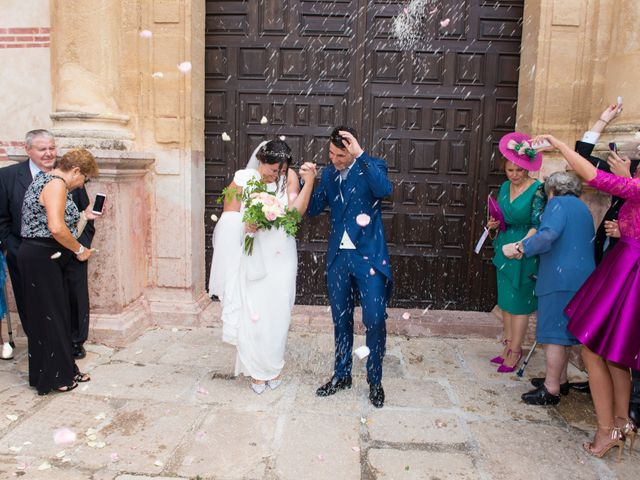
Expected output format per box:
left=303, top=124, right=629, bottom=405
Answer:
left=308, top=152, right=393, bottom=384
left=522, top=195, right=595, bottom=345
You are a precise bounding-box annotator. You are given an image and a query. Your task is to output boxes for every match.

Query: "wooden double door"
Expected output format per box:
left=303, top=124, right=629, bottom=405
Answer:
left=204, top=0, right=524, bottom=310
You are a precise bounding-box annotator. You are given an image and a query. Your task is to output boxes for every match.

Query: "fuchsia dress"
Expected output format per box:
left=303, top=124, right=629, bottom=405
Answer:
left=566, top=170, right=640, bottom=370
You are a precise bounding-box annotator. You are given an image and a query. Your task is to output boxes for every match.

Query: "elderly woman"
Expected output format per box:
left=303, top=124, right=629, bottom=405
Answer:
left=535, top=134, right=638, bottom=460
left=503, top=172, right=595, bottom=405
left=487, top=133, right=545, bottom=373
left=18, top=149, right=99, bottom=395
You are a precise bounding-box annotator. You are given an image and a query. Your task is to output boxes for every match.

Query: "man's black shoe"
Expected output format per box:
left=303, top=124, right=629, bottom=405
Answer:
left=369, top=384, right=385, bottom=408
left=73, top=344, right=86, bottom=359
left=316, top=376, right=352, bottom=397
left=521, top=384, right=560, bottom=406
left=568, top=381, right=590, bottom=394
left=531, top=377, right=569, bottom=396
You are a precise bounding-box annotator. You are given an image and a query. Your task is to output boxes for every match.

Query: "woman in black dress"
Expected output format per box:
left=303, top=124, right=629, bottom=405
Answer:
left=18, top=148, right=99, bottom=395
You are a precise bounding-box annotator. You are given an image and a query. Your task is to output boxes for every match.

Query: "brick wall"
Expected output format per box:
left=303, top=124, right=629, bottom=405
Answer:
left=0, top=27, right=50, bottom=48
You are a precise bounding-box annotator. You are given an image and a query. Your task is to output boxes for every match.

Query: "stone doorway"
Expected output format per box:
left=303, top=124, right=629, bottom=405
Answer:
left=204, top=0, right=524, bottom=310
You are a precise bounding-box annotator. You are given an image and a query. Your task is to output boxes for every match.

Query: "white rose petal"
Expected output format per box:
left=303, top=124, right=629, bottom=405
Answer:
left=354, top=345, right=370, bottom=359
left=260, top=116, right=269, bottom=125
left=53, top=428, right=77, bottom=445
left=50, top=251, right=62, bottom=259
left=210, top=214, right=218, bottom=222
left=37, top=462, right=51, bottom=471
left=177, top=61, right=192, bottom=73
left=440, top=18, right=451, bottom=28
left=279, top=135, right=286, bottom=141
left=221, top=132, right=231, bottom=142
left=85, top=428, right=97, bottom=437
left=402, top=312, right=411, bottom=320
left=56, top=450, right=66, bottom=458
left=356, top=213, right=371, bottom=227
left=6, top=414, right=18, bottom=422
left=154, top=460, right=164, bottom=467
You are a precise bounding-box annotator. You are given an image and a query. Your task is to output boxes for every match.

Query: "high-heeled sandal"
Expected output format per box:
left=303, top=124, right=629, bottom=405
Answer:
left=616, top=416, right=637, bottom=453
left=490, top=339, right=510, bottom=364
left=497, top=349, right=522, bottom=373
left=583, top=427, right=625, bottom=462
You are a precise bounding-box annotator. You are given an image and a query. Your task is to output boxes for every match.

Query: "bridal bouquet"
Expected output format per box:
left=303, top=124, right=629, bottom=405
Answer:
left=220, top=178, right=301, bottom=255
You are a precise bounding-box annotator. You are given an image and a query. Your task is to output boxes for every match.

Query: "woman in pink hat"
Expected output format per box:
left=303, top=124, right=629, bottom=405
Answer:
left=534, top=133, right=638, bottom=460
left=487, top=133, right=545, bottom=373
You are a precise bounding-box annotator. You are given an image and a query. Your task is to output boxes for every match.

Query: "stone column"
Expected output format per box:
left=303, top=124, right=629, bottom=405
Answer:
left=49, top=0, right=133, bottom=149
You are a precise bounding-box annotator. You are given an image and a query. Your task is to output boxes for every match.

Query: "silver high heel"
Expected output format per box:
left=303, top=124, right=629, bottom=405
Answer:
left=250, top=381, right=267, bottom=395
left=267, top=378, right=282, bottom=390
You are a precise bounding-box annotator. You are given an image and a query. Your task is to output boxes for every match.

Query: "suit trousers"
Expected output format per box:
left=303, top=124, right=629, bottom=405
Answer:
left=65, top=258, right=90, bottom=346
left=5, top=243, right=30, bottom=337
left=327, top=249, right=387, bottom=385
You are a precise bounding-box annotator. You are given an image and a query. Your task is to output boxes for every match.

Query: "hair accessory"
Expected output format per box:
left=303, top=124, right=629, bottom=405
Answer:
left=506, top=139, right=537, bottom=161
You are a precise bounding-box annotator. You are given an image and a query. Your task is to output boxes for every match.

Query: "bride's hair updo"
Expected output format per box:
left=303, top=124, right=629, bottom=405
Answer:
left=256, top=139, right=293, bottom=167
left=256, top=140, right=293, bottom=191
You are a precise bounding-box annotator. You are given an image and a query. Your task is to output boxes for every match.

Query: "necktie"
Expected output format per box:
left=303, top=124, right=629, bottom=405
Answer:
left=339, top=168, right=349, bottom=202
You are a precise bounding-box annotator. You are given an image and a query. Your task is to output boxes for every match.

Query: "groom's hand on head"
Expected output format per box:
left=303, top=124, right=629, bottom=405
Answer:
left=338, top=131, right=364, bottom=158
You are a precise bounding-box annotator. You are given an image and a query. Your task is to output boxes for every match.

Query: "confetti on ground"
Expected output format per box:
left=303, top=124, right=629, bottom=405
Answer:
left=50, top=251, right=61, bottom=259
left=317, top=453, right=325, bottom=462
left=139, top=29, right=152, bottom=38
left=402, top=312, right=411, bottom=320
left=356, top=213, right=371, bottom=227
left=55, top=450, right=66, bottom=458
left=53, top=427, right=77, bottom=445
left=95, top=413, right=107, bottom=421
left=351, top=446, right=360, bottom=452
left=9, top=446, right=22, bottom=453
left=221, top=132, right=231, bottom=142
left=196, top=386, right=209, bottom=395
left=177, top=61, right=192, bottom=73
left=37, top=462, right=51, bottom=471
left=110, top=452, right=119, bottom=462
left=154, top=460, right=164, bottom=467
left=6, top=414, right=18, bottom=422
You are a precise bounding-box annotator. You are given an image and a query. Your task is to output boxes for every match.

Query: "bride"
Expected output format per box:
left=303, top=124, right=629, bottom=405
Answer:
left=208, top=139, right=316, bottom=394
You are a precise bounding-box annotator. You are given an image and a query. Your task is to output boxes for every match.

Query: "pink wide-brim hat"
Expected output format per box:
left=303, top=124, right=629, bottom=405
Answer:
left=498, top=132, right=543, bottom=171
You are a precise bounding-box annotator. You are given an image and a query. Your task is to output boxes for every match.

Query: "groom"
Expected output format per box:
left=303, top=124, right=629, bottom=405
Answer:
left=306, top=126, right=393, bottom=408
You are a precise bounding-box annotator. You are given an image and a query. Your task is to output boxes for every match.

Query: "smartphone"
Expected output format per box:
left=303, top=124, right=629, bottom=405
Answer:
left=92, top=193, right=106, bottom=215
left=608, top=142, right=617, bottom=153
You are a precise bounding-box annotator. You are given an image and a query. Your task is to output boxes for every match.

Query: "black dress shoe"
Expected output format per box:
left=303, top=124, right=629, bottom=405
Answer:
left=522, top=384, right=561, bottom=406
left=569, top=381, right=590, bottom=394
left=73, top=344, right=86, bottom=359
left=531, top=377, right=570, bottom=396
left=369, top=383, right=385, bottom=408
left=316, top=376, right=352, bottom=397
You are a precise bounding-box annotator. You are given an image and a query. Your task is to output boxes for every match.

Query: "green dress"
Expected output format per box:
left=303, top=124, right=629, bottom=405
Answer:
left=492, top=180, right=545, bottom=315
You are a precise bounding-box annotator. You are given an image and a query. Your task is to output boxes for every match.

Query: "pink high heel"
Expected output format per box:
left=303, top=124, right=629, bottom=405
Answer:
left=490, top=339, right=509, bottom=364
left=497, top=349, right=522, bottom=373
left=617, top=417, right=637, bottom=453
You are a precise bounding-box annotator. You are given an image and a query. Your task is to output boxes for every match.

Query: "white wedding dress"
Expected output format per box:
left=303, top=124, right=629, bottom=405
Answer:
left=208, top=168, right=297, bottom=380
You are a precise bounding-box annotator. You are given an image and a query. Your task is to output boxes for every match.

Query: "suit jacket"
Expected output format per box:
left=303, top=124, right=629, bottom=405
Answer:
left=307, top=151, right=393, bottom=281
left=0, top=161, right=95, bottom=255
left=522, top=195, right=595, bottom=296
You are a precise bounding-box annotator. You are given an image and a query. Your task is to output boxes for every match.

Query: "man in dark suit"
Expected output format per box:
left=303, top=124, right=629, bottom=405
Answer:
left=307, top=127, right=393, bottom=408
left=0, top=130, right=95, bottom=358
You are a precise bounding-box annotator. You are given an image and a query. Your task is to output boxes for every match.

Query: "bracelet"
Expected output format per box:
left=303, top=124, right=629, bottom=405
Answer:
left=74, top=245, right=85, bottom=255
left=599, top=118, right=609, bottom=124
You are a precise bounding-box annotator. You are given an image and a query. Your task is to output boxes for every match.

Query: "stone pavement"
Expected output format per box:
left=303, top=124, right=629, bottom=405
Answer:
left=0, top=326, right=638, bottom=479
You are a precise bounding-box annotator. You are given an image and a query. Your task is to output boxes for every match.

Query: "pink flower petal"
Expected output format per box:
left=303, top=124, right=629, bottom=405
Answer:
left=440, top=18, right=450, bottom=28
left=110, top=452, right=119, bottom=462
left=53, top=428, right=76, bottom=445
left=356, top=213, right=371, bottom=227
left=402, top=312, right=411, bottom=320
left=251, top=313, right=260, bottom=323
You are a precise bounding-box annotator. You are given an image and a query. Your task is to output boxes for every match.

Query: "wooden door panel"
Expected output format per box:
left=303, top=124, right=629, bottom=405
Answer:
left=205, top=0, right=524, bottom=310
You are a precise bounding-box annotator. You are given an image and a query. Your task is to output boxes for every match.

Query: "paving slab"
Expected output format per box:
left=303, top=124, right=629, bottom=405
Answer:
left=368, top=449, right=479, bottom=480
left=274, top=412, right=361, bottom=480
left=367, top=410, right=467, bottom=445
left=173, top=409, right=278, bottom=479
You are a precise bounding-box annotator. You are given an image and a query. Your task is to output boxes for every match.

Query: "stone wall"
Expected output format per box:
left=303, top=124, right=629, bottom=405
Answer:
left=0, top=0, right=52, bottom=161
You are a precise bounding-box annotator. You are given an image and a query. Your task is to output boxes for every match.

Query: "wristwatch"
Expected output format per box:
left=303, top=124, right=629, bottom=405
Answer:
left=515, top=242, right=523, bottom=254
left=74, top=245, right=85, bottom=255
